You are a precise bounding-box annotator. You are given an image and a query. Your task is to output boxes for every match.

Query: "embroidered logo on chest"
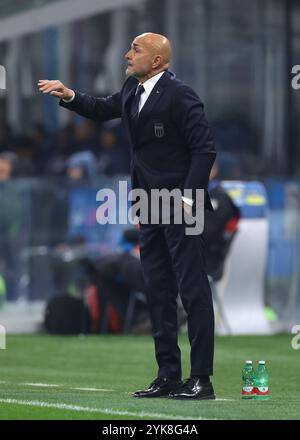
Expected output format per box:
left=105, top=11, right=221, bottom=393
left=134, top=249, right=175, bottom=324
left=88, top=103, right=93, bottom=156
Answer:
left=154, top=123, right=164, bottom=138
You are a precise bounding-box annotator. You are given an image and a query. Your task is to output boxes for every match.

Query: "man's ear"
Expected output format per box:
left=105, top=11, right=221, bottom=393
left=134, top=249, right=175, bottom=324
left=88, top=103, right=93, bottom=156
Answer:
left=152, top=55, right=162, bottom=69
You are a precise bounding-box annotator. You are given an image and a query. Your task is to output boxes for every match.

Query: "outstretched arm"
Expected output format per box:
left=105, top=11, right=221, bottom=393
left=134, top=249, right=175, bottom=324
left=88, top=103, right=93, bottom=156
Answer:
left=38, top=79, right=122, bottom=122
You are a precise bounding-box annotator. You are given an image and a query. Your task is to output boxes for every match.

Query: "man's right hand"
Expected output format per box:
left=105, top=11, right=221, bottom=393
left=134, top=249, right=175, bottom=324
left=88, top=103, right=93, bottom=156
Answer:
left=38, top=79, right=74, bottom=100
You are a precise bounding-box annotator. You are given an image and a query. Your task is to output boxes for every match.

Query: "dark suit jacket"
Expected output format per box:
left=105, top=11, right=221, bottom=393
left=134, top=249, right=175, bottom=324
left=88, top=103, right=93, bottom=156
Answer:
left=60, top=71, right=216, bottom=209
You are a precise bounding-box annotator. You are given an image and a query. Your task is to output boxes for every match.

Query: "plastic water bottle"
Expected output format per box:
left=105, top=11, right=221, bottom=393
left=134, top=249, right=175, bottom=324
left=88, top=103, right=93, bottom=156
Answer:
left=242, top=360, right=255, bottom=399
left=0, top=275, right=6, bottom=309
left=254, top=360, right=270, bottom=400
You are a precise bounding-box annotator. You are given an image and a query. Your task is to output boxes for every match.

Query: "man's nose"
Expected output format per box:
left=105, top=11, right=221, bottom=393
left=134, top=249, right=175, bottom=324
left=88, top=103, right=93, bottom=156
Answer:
left=125, top=50, right=131, bottom=60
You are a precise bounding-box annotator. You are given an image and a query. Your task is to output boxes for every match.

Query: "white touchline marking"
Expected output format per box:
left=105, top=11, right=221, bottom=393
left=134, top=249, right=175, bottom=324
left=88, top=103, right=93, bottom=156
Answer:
left=71, top=387, right=113, bottom=392
left=216, top=398, right=236, bottom=401
left=0, top=399, right=219, bottom=420
left=19, top=383, right=113, bottom=392
left=22, top=383, right=59, bottom=388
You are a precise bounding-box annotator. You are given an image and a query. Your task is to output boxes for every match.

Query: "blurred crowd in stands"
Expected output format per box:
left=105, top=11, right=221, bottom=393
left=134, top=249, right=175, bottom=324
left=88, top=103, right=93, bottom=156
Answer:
left=0, top=120, right=131, bottom=182
left=0, top=114, right=265, bottom=184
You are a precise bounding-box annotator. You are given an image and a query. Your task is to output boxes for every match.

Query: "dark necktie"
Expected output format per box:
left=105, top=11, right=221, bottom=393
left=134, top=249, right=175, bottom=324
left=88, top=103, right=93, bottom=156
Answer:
left=130, top=84, right=145, bottom=119
left=129, top=84, right=145, bottom=140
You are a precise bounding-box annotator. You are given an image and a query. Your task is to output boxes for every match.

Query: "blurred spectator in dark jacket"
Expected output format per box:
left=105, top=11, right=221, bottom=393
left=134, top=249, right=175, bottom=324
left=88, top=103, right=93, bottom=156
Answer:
left=28, top=123, right=54, bottom=175
left=67, top=150, right=97, bottom=182
left=73, top=121, right=99, bottom=155
left=203, top=162, right=240, bottom=279
left=0, top=122, right=13, bottom=151
left=0, top=152, right=18, bottom=181
left=81, top=227, right=147, bottom=333
left=0, top=152, right=22, bottom=300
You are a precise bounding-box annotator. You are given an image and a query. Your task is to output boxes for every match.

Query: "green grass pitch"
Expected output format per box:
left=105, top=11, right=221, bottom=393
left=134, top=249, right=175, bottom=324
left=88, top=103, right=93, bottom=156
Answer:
left=0, top=333, right=299, bottom=420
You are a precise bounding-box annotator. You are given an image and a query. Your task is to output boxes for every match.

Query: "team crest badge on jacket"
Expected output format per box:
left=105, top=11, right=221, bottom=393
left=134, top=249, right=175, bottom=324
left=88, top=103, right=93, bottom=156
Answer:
left=154, top=123, right=164, bottom=138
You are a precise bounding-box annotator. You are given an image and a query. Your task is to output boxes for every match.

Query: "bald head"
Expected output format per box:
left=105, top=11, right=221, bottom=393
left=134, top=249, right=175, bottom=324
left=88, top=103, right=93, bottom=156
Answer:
left=136, top=33, right=172, bottom=66
left=125, top=32, right=172, bottom=82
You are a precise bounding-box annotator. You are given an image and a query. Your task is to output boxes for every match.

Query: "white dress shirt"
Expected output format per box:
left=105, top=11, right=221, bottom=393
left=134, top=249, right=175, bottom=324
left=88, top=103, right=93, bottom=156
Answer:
left=136, top=71, right=164, bottom=112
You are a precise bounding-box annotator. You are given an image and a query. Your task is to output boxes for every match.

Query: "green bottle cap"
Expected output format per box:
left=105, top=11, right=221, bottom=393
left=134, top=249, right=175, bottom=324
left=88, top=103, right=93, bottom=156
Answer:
left=258, top=360, right=265, bottom=365
left=246, top=360, right=252, bottom=364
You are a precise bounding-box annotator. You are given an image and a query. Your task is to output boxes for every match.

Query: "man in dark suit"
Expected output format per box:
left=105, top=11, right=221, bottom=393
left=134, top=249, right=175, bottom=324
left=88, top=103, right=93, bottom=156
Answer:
left=38, top=32, right=216, bottom=400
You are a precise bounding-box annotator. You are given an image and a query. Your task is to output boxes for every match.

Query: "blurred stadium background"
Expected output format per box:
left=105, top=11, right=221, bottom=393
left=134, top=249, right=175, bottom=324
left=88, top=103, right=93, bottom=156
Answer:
left=0, top=0, right=300, bottom=420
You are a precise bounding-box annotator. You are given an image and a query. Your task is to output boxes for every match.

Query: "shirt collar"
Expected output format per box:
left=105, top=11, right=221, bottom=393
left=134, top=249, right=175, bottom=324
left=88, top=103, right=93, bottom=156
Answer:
left=139, top=71, right=166, bottom=96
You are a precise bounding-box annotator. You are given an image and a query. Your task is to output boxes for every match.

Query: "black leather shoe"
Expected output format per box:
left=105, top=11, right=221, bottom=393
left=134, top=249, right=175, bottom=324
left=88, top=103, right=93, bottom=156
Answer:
left=133, top=377, right=182, bottom=398
left=168, top=377, right=215, bottom=400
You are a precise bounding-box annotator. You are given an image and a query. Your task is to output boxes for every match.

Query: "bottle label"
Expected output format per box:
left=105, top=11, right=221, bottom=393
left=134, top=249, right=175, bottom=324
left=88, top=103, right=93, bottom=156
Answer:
left=254, top=386, right=269, bottom=395
left=242, top=386, right=254, bottom=395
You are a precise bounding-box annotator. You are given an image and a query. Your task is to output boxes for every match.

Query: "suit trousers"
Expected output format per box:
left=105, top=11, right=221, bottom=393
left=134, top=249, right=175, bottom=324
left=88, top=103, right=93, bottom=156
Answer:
left=139, top=220, right=215, bottom=380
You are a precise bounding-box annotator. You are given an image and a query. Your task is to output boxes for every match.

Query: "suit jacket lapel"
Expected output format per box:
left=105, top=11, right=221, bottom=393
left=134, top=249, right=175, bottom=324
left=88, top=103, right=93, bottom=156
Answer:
left=123, top=71, right=172, bottom=148
left=138, top=71, right=169, bottom=120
